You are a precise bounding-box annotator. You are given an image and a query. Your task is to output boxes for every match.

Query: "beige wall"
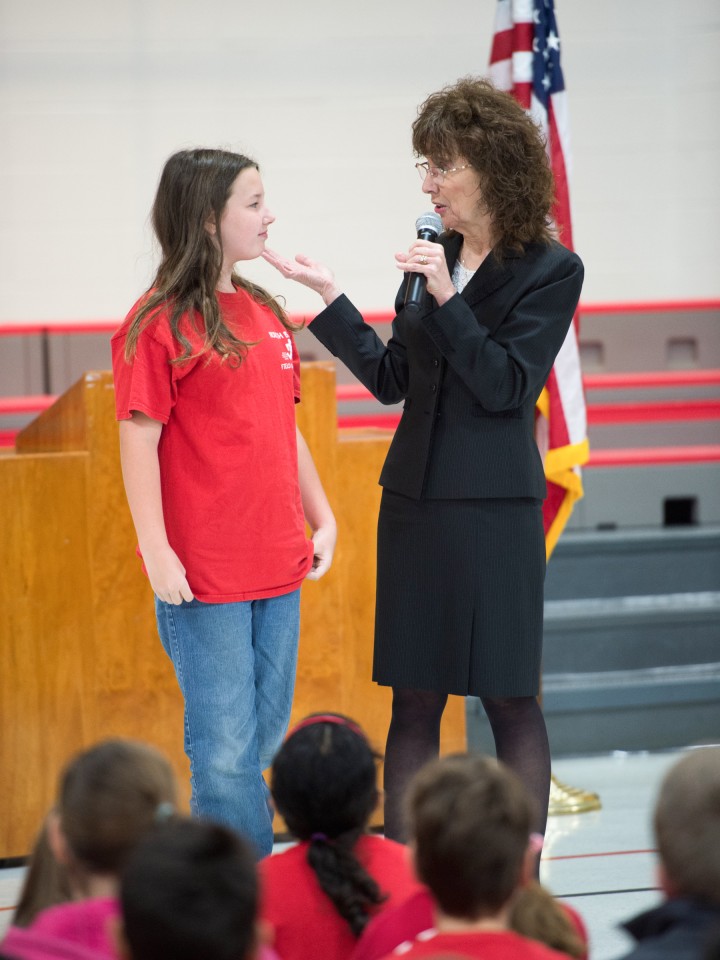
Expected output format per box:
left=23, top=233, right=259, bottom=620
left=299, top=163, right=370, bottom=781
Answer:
left=0, top=0, right=718, bottom=325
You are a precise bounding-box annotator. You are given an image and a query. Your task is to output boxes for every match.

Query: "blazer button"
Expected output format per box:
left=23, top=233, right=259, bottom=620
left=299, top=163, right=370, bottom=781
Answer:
left=431, top=384, right=437, bottom=393
left=433, top=358, right=439, bottom=367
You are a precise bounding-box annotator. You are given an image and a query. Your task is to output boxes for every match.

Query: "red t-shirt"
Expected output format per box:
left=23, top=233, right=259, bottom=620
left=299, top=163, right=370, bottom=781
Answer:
left=259, top=835, right=422, bottom=960
left=111, top=289, right=314, bottom=601
left=354, top=887, right=587, bottom=960
left=381, top=928, right=571, bottom=960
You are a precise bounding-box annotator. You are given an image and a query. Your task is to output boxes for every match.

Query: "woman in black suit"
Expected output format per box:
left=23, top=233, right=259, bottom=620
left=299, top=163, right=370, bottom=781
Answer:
left=263, top=77, right=584, bottom=855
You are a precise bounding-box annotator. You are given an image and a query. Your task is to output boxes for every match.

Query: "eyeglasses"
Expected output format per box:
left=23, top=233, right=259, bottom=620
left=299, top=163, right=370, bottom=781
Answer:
left=415, top=161, right=471, bottom=183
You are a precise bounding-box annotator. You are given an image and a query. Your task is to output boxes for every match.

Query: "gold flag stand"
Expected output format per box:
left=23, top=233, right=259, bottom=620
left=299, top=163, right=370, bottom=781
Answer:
left=548, top=773, right=602, bottom=815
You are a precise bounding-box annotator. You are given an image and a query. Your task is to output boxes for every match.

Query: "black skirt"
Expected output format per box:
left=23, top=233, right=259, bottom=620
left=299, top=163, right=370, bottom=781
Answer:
left=373, top=489, right=546, bottom=698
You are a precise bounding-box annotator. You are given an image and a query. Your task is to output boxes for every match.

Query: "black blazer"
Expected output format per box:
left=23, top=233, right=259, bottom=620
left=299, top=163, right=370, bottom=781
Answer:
left=309, top=234, right=584, bottom=500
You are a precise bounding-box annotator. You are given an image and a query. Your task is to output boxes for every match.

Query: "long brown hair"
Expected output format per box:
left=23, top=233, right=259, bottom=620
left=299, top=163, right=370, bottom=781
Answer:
left=412, top=77, right=555, bottom=253
left=124, top=148, right=298, bottom=364
left=12, top=816, right=73, bottom=926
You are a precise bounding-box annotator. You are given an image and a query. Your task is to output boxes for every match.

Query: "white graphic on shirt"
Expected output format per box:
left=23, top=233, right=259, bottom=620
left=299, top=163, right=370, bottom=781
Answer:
left=269, top=329, right=294, bottom=370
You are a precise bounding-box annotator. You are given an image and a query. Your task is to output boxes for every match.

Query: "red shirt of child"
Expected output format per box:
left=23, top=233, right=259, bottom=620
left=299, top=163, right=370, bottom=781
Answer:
left=260, top=835, right=421, bottom=960
left=381, top=928, right=572, bottom=959
left=112, top=289, right=314, bottom=602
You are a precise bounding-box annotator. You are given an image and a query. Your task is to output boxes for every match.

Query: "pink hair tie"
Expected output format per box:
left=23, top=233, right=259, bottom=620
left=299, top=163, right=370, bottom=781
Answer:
left=529, top=832, right=544, bottom=853
left=286, top=713, right=366, bottom=741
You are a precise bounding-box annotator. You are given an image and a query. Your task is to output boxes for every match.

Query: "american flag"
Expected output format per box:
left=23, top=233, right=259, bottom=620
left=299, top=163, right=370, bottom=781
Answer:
left=488, top=0, right=589, bottom=557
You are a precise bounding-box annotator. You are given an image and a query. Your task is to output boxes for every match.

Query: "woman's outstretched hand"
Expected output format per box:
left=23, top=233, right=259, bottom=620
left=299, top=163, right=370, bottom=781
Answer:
left=262, top=248, right=342, bottom=306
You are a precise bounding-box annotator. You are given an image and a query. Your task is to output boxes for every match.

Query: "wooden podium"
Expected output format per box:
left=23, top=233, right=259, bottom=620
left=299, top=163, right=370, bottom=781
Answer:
left=0, top=364, right=465, bottom=858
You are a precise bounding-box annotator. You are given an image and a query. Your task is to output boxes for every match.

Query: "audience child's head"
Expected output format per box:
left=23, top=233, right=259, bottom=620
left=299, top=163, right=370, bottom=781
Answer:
left=406, top=753, right=534, bottom=922
left=119, top=817, right=258, bottom=960
left=654, top=746, right=720, bottom=905
left=270, top=713, right=384, bottom=936
left=272, top=713, right=379, bottom=840
left=49, top=738, right=177, bottom=897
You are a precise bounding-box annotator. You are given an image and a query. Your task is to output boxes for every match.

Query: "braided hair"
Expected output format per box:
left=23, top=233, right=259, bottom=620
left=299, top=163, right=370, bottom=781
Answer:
left=270, top=715, right=386, bottom=937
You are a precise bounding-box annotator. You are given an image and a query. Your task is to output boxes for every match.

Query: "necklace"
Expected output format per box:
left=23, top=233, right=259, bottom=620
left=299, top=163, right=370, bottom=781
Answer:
left=459, top=244, right=490, bottom=271
left=452, top=259, right=475, bottom=294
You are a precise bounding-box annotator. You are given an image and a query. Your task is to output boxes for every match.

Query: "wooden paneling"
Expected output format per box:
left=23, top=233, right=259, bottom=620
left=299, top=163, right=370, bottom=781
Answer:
left=292, top=363, right=346, bottom=719
left=0, top=453, right=93, bottom=854
left=1, top=364, right=465, bottom=857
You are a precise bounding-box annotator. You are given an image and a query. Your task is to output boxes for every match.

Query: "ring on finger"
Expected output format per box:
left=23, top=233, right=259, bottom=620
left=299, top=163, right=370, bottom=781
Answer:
left=419, top=255, right=428, bottom=265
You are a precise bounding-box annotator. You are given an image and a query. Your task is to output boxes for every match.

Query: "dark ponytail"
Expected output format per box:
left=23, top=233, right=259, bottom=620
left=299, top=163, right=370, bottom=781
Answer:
left=271, top=715, right=386, bottom=937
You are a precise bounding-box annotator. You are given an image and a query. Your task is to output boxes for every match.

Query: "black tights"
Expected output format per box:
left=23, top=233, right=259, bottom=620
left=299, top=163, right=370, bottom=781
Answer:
left=383, top=688, right=550, bottom=844
left=383, top=689, right=448, bottom=841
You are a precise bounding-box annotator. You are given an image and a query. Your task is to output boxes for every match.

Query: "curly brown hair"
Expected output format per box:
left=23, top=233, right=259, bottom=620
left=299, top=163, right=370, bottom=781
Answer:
left=412, top=76, right=555, bottom=252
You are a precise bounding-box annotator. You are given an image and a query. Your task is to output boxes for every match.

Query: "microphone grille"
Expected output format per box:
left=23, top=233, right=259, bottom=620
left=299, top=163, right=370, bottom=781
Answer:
left=415, top=211, right=443, bottom=236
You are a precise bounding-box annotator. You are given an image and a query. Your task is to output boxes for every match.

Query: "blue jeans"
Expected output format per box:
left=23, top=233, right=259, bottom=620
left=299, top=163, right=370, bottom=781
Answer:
left=155, top=590, right=301, bottom=858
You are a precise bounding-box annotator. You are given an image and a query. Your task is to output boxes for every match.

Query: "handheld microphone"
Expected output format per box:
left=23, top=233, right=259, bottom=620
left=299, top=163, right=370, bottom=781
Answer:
left=404, top=211, right=443, bottom=314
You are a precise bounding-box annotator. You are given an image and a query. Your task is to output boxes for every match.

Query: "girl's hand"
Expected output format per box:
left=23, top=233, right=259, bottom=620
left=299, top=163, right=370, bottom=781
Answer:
left=305, top=524, right=337, bottom=581
left=144, top=546, right=194, bottom=605
left=262, top=248, right=341, bottom=306
left=395, top=240, right=455, bottom=306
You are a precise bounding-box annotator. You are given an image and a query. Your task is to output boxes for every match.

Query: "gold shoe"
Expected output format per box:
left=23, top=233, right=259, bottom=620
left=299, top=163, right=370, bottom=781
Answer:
left=548, top=773, right=602, bottom=815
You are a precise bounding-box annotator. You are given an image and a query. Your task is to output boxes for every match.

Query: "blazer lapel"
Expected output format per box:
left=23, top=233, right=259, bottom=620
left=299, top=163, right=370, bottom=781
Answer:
left=441, top=234, right=516, bottom=309
left=462, top=255, right=515, bottom=308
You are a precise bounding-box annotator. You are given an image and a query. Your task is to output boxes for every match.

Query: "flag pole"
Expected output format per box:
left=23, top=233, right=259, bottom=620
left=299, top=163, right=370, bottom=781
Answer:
left=488, top=0, right=600, bottom=816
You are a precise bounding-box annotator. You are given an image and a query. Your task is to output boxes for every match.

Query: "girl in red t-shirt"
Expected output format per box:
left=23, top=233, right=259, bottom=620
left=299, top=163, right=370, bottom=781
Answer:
left=260, top=714, right=420, bottom=960
left=111, top=149, right=336, bottom=858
